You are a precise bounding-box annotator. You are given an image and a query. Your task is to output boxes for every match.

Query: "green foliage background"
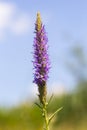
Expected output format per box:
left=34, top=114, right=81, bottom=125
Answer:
left=0, top=82, right=87, bottom=130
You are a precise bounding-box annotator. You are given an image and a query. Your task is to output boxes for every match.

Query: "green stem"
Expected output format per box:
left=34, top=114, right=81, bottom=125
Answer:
left=42, top=103, right=49, bottom=130
left=37, top=85, right=62, bottom=130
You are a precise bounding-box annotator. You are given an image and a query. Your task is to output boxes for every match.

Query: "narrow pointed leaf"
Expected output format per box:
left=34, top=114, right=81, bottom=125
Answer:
left=35, top=102, right=42, bottom=110
left=48, top=107, right=63, bottom=124
left=47, top=94, right=54, bottom=106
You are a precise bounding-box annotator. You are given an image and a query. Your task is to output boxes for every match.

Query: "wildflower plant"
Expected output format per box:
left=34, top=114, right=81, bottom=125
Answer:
left=33, top=12, right=62, bottom=130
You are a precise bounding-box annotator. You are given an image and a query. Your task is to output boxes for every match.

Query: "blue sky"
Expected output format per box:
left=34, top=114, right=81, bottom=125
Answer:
left=0, top=0, right=87, bottom=106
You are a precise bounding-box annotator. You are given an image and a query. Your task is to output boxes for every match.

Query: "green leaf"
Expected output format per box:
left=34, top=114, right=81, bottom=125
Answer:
left=47, top=94, right=54, bottom=106
left=34, top=102, right=42, bottom=110
left=48, top=107, right=63, bottom=125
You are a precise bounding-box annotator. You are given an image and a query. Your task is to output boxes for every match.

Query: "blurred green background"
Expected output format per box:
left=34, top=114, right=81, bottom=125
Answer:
left=0, top=81, right=87, bottom=130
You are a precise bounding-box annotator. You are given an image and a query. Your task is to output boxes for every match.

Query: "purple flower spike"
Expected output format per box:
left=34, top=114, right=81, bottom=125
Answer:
left=33, top=12, right=50, bottom=88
